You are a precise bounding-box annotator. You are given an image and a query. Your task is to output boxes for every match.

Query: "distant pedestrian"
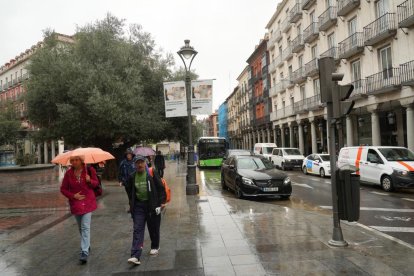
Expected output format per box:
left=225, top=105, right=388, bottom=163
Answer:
left=118, top=149, right=135, bottom=187
left=60, top=155, right=99, bottom=264
left=124, top=155, right=166, bottom=265
left=154, top=151, right=166, bottom=177
left=176, top=151, right=180, bottom=164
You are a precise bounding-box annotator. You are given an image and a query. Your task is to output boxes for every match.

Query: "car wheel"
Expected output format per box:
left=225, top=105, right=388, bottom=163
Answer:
left=381, top=175, right=394, bottom=192
left=302, top=166, right=308, bottom=175
left=281, top=163, right=286, bottom=171
left=235, top=184, right=244, bottom=199
left=320, top=168, right=325, bottom=178
left=221, top=174, right=227, bottom=190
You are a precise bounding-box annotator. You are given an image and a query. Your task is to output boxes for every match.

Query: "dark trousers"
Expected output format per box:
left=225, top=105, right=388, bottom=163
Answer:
left=131, top=202, right=161, bottom=258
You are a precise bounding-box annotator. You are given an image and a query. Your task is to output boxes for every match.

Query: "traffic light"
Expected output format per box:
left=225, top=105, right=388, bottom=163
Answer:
left=318, top=57, right=335, bottom=103
left=333, top=83, right=355, bottom=119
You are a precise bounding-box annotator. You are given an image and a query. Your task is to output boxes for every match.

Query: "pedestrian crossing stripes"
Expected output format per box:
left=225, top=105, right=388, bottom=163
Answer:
left=319, top=206, right=414, bottom=212
left=370, top=226, right=414, bottom=233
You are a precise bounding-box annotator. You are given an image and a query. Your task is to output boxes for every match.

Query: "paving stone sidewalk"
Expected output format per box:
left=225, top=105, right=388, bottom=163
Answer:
left=0, top=161, right=413, bottom=275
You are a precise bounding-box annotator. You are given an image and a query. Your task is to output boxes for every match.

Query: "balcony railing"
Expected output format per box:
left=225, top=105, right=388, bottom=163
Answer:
left=277, top=79, right=291, bottom=93
left=338, top=32, right=364, bottom=59
left=349, top=79, right=367, bottom=98
left=275, top=53, right=285, bottom=67
left=304, top=58, right=319, bottom=77
left=12, top=79, right=18, bottom=86
left=400, top=60, right=414, bottom=86
left=363, top=13, right=397, bottom=46
left=398, top=0, right=414, bottom=28
left=23, top=73, right=29, bottom=79
left=292, top=67, right=307, bottom=84
left=337, top=0, right=360, bottom=17
left=320, top=47, right=339, bottom=60
left=302, top=0, right=316, bottom=10
left=366, top=68, right=401, bottom=95
left=291, top=34, right=305, bottom=53
left=269, top=86, right=278, bottom=97
left=303, top=22, right=319, bottom=43
left=319, top=6, right=337, bottom=31
left=281, top=16, right=292, bottom=33
left=290, top=2, right=303, bottom=23
left=294, top=94, right=322, bottom=113
left=282, top=45, right=293, bottom=61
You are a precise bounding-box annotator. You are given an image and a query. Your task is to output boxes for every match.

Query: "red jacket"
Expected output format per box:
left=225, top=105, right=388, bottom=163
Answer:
left=60, top=166, right=99, bottom=215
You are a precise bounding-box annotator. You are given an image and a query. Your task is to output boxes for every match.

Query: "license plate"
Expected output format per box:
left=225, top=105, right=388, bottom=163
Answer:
left=263, top=187, right=278, bottom=192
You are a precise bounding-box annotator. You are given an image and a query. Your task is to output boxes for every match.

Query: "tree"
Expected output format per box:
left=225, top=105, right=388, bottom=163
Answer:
left=0, top=103, right=21, bottom=146
left=26, top=14, right=176, bottom=152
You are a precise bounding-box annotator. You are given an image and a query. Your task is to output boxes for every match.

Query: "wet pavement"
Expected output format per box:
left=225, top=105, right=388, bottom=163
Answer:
left=0, top=162, right=413, bottom=275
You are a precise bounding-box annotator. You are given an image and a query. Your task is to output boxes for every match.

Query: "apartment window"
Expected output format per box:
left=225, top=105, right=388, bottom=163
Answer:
left=297, top=24, right=302, bottom=35
left=348, top=17, right=357, bottom=35
left=326, top=0, right=335, bottom=7
left=376, top=0, right=389, bottom=17
left=15, top=72, right=18, bottom=79
left=300, top=85, right=306, bottom=100
left=311, top=45, right=318, bottom=59
left=313, top=79, right=320, bottom=95
left=310, top=10, right=316, bottom=22
left=278, top=46, right=282, bottom=56
left=20, top=69, right=23, bottom=77
left=288, top=65, right=293, bottom=79
left=351, top=60, right=361, bottom=86
left=379, top=46, right=393, bottom=79
left=298, top=55, right=304, bottom=67
left=287, top=37, right=291, bottom=46
left=327, top=33, right=335, bottom=48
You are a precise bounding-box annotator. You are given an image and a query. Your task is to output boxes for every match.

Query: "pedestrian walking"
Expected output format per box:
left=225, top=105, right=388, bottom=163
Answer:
left=118, top=149, right=136, bottom=187
left=176, top=151, right=180, bottom=164
left=124, top=155, right=166, bottom=265
left=154, top=151, right=166, bottom=177
left=60, top=155, right=99, bottom=264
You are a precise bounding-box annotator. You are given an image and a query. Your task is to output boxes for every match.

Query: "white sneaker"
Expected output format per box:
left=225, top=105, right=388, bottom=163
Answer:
left=127, top=257, right=141, bottom=265
left=149, top=248, right=159, bottom=255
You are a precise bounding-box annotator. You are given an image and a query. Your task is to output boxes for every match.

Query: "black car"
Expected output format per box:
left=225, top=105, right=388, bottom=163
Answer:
left=224, top=149, right=252, bottom=160
left=221, top=155, right=292, bottom=199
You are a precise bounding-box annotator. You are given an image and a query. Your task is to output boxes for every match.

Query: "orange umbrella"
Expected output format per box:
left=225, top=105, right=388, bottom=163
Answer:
left=51, top=147, right=115, bottom=165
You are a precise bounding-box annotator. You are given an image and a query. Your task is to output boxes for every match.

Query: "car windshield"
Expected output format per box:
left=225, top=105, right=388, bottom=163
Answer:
left=283, top=149, right=301, bottom=155
left=262, top=147, right=275, bottom=154
left=320, top=155, right=330, bottom=161
left=237, top=157, right=273, bottom=170
left=378, top=148, right=414, bottom=162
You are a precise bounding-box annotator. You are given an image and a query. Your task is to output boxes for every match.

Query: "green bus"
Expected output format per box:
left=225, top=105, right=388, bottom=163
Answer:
left=197, top=137, right=228, bottom=167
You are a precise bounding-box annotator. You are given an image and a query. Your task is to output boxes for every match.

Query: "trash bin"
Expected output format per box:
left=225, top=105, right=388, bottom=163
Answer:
left=337, top=169, right=360, bottom=222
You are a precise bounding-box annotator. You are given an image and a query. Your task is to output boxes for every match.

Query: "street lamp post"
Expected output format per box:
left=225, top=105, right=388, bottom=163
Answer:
left=177, top=40, right=199, bottom=195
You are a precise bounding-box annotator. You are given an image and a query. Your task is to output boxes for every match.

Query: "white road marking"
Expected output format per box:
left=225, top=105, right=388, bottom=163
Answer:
left=319, top=206, right=414, bottom=212
left=292, top=183, right=313, bottom=189
left=402, top=198, right=414, bottom=202
left=370, top=191, right=390, bottom=196
left=370, top=226, right=414, bottom=233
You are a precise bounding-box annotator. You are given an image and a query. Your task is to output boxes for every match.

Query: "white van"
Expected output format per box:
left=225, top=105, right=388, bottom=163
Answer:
left=253, top=143, right=277, bottom=161
left=338, top=146, right=414, bottom=191
left=271, top=148, right=305, bottom=170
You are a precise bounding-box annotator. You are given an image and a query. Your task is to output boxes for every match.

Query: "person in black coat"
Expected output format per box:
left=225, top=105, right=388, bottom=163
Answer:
left=154, top=151, right=166, bottom=177
left=124, top=155, right=166, bottom=265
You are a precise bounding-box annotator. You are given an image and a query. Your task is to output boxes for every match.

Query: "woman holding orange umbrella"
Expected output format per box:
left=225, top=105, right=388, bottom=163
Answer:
left=60, top=155, right=100, bottom=264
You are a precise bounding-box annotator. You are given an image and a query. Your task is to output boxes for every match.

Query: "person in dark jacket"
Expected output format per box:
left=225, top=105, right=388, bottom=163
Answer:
left=154, top=151, right=166, bottom=177
left=118, top=149, right=135, bottom=187
left=60, top=155, right=99, bottom=264
left=124, top=155, right=166, bottom=265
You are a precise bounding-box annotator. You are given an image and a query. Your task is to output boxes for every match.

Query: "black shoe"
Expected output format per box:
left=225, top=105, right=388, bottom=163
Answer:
left=79, top=252, right=88, bottom=264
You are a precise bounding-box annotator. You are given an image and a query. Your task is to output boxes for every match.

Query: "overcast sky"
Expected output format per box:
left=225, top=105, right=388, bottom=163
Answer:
left=1, top=0, right=279, bottom=110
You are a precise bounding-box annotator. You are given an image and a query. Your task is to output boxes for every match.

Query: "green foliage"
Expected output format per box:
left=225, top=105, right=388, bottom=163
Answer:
left=0, top=103, right=21, bottom=145
left=26, top=14, right=179, bottom=150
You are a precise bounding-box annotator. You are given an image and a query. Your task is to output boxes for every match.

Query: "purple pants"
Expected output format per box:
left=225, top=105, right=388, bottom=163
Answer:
left=131, top=201, right=161, bottom=258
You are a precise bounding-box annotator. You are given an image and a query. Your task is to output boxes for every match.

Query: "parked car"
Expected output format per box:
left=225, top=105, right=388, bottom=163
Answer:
left=338, top=146, right=414, bottom=191
left=302, top=154, right=331, bottom=177
left=271, top=148, right=305, bottom=170
left=224, top=149, right=252, bottom=160
left=253, top=143, right=277, bottom=161
left=221, top=155, right=292, bottom=199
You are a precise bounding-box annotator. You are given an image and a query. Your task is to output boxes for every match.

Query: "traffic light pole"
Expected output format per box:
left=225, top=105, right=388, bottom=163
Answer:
left=327, top=88, right=348, bottom=248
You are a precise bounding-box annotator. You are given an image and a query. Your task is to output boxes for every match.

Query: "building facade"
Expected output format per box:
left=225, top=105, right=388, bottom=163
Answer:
left=0, top=34, right=73, bottom=166
left=245, top=37, right=274, bottom=149
left=264, top=0, right=414, bottom=154
left=207, top=112, right=219, bottom=137
left=237, top=66, right=252, bottom=150
left=218, top=102, right=228, bottom=140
